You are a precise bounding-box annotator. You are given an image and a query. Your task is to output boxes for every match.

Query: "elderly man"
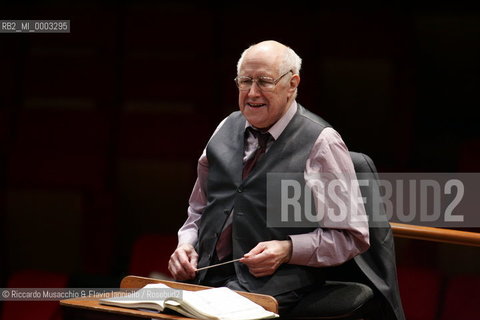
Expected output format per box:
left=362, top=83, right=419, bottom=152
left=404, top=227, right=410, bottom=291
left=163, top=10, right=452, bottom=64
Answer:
left=168, top=40, right=369, bottom=313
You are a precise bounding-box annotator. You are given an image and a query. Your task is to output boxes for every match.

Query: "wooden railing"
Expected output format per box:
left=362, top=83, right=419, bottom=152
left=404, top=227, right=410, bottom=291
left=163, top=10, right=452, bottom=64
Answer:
left=391, top=222, right=480, bottom=247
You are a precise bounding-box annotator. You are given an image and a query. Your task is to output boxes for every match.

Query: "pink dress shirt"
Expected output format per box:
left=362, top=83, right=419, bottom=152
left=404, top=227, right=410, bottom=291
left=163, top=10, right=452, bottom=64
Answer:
left=178, top=101, right=370, bottom=267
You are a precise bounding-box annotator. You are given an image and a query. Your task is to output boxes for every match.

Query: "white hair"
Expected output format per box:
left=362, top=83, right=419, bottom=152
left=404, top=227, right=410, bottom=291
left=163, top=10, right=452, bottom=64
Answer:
left=280, top=46, right=302, bottom=75
left=236, top=42, right=302, bottom=76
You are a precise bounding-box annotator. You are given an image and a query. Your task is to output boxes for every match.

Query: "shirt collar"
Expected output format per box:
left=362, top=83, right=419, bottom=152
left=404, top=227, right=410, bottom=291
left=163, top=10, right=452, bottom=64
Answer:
left=245, top=100, right=298, bottom=140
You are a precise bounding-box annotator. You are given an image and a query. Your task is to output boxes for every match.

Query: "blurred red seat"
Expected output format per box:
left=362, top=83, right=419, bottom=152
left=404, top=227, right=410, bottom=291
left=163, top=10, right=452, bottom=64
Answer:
left=129, top=234, right=178, bottom=279
left=397, top=266, right=443, bottom=320
left=440, top=274, right=480, bottom=319
left=1, top=270, right=68, bottom=320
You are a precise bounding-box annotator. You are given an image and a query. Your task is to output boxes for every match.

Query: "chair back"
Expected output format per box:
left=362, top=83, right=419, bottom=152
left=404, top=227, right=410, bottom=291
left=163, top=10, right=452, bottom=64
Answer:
left=349, top=152, right=405, bottom=320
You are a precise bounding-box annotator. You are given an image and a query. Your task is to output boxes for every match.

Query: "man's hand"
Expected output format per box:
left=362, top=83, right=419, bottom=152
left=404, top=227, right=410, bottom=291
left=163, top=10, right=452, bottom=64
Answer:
left=240, top=240, right=292, bottom=277
left=168, top=243, right=198, bottom=280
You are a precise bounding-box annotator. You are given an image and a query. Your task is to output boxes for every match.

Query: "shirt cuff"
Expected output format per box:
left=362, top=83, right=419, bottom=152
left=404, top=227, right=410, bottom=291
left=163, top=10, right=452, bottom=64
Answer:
left=178, top=232, right=198, bottom=247
left=288, top=234, right=315, bottom=265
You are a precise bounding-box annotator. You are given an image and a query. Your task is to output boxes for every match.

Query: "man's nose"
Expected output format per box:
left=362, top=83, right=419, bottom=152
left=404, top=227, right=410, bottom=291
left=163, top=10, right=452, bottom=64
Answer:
left=247, top=82, right=261, bottom=97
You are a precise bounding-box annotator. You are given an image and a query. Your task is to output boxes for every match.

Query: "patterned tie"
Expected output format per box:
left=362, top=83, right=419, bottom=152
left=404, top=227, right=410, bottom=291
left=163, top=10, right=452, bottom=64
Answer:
left=215, top=128, right=272, bottom=261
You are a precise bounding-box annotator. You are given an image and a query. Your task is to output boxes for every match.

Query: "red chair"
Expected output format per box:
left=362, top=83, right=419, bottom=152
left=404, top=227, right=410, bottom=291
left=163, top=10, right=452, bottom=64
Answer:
left=129, top=234, right=178, bottom=279
left=440, top=274, right=480, bottom=319
left=1, top=270, right=68, bottom=320
left=397, top=266, right=443, bottom=320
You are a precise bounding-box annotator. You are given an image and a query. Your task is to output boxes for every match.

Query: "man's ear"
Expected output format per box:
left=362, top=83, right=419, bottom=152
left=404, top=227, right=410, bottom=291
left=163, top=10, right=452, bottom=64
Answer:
left=288, top=74, right=300, bottom=94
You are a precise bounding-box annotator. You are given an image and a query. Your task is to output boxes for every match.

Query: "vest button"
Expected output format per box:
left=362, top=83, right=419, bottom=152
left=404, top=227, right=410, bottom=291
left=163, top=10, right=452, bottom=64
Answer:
left=237, top=186, right=243, bottom=193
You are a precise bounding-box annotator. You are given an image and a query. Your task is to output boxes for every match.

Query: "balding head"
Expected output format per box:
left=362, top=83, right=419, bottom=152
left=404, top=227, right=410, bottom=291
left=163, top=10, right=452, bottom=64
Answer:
left=237, top=40, right=302, bottom=76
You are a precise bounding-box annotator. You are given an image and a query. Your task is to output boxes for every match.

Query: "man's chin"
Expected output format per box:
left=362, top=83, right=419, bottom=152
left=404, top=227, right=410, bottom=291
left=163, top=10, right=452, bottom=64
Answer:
left=243, top=108, right=273, bottom=128
left=248, top=120, right=271, bottom=130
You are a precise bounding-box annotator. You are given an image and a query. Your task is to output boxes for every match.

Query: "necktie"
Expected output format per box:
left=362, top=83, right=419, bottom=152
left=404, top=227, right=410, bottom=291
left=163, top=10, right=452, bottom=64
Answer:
left=215, top=129, right=272, bottom=261
left=242, top=129, right=272, bottom=179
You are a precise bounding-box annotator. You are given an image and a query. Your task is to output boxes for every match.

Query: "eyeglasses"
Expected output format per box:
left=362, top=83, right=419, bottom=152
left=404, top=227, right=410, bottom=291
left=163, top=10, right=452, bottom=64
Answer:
left=234, top=70, right=292, bottom=92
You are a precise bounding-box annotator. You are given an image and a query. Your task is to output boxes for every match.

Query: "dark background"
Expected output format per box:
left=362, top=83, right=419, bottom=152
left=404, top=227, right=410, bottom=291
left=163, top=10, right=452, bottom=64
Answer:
left=0, top=0, right=479, bottom=300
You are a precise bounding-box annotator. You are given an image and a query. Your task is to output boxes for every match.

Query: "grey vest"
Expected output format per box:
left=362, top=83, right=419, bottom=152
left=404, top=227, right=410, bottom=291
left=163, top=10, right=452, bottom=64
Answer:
left=195, top=104, right=330, bottom=295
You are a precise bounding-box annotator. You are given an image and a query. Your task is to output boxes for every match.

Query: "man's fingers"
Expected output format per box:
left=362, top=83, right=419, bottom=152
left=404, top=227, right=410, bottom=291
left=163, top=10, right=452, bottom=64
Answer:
left=168, top=244, right=198, bottom=280
left=247, top=264, right=278, bottom=277
left=182, top=254, right=198, bottom=278
left=169, top=255, right=186, bottom=280
left=247, top=260, right=280, bottom=272
left=240, top=240, right=292, bottom=277
left=177, top=248, right=191, bottom=266
left=243, top=251, right=268, bottom=265
left=178, top=246, right=197, bottom=271
left=243, top=243, right=266, bottom=258
left=249, top=243, right=265, bottom=256
left=190, top=253, right=198, bottom=270
left=169, top=258, right=188, bottom=280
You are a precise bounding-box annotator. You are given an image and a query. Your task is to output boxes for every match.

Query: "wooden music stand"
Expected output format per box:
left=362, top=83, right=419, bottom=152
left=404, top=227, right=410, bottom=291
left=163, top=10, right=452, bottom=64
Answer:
left=60, top=275, right=278, bottom=319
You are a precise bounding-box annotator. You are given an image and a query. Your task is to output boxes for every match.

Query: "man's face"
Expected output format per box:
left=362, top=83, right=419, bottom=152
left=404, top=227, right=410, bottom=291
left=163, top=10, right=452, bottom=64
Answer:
left=237, top=50, right=298, bottom=130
